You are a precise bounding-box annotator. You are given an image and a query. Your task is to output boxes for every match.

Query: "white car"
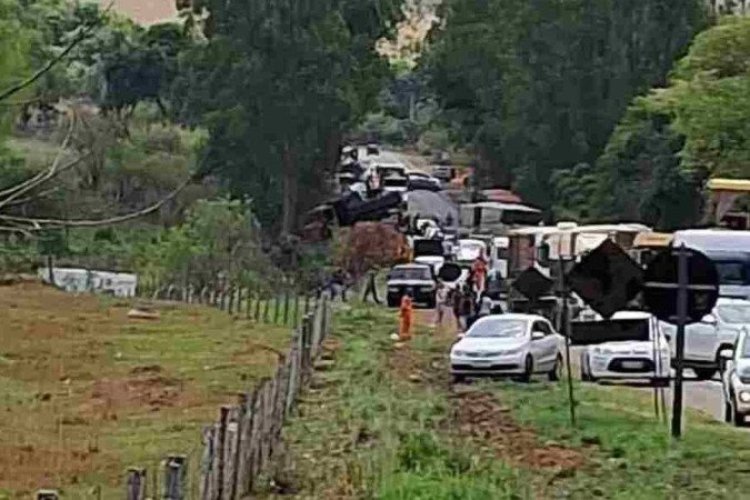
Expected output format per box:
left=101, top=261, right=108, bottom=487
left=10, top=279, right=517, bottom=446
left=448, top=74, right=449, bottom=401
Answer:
left=661, top=297, right=750, bottom=380
left=580, top=311, right=670, bottom=386
left=407, top=170, right=441, bottom=188
left=450, top=314, right=564, bottom=383
left=721, top=331, right=750, bottom=426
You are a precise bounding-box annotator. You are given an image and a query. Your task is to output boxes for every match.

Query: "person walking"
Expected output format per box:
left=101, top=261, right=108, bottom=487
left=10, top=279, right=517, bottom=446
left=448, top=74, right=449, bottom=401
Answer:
left=471, top=253, right=488, bottom=295
left=399, top=289, right=414, bottom=341
left=434, top=281, right=449, bottom=329
left=362, top=269, right=381, bottom=304
left=451, top=286, right=463, bottom=332
left=459, top=285, right=475, bottom=332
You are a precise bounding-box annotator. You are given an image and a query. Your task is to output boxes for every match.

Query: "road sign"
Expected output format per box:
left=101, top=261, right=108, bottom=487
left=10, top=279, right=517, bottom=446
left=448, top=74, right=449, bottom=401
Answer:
left=512, top=267, right=553, bottom=301
left=567, top=239, right=643, bottom=319
left=642, top=247, right=719, bottom=324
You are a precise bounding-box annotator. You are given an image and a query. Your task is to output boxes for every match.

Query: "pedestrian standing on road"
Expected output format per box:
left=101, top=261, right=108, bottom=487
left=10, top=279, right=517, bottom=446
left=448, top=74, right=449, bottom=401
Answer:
left=433, top=281, right=449, bottom=329
left=451, top=286, right=463, bottom=331
left=399, top=289, right=414, bottom=341
left=471, top=253, right=488, bottom=295
left=362, top=269, right=381, bottom=304
left=460, top=285, right=475, bottom=332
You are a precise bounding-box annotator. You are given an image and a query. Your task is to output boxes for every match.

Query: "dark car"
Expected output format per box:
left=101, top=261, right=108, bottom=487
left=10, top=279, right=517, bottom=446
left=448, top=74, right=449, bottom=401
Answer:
left=386, top=264, right=436, bottom=308
left=366, top=143, right=380, bottom=156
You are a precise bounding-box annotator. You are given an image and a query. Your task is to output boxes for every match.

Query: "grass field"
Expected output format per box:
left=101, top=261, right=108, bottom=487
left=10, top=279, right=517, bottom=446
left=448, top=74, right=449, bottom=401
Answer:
left=0, top=282, right=289, bottom=498
left=268, top=303, right=750, bottom=499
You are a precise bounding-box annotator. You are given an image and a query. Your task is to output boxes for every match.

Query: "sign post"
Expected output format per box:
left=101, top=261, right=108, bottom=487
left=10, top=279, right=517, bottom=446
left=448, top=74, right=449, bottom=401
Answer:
left=559, top=259, right=576, bottom=427
left=672, top=245, right=689, bottom=438
left=642, top=244, right=719, bottom=439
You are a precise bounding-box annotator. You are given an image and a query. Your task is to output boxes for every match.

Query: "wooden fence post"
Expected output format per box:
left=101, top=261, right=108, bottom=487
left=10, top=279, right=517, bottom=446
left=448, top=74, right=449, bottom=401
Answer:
left=283, top=291, right=290, bottom=325
left=304, top=295, right=310, bottom=315
left=126, top=467, right=147, bottom=500
left=214, top=406, right=230, bottom=500
left=221, top=406, right=241, bottom=500
left=162, top=455, right=187, bottom=500
left=293, top=294, right=300, bottom=328
left=245, top=288, right=252, bottom=319
left=273, top=295, right=280, bottom=324
left=219, top=291, right=227, bottom=311
left=200, top=425, right=217, bottom=500
left=263, top=298, right=270, bottom=324
left=227, top=287, right=235, bottom=315
left=237, top=391, right=256, bottom=498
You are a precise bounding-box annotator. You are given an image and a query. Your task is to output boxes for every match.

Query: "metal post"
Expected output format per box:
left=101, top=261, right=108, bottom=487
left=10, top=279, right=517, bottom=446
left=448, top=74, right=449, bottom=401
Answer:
left=560, top=261, right=576, bottom=427
left=672, top=244, right=688, bottom=438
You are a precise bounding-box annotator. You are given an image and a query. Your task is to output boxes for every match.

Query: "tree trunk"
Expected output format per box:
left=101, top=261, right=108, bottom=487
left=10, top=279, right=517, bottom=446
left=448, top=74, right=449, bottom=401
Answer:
left=281, top=143, right=298, bottom=235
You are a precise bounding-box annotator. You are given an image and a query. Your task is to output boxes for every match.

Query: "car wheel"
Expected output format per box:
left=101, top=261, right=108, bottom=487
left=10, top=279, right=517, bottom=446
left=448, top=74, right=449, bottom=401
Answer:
left=580, top=353, right=591, bottom=382
left=548, top=355, right=563, bottom=382
left=734, top=405, right=746, bottom=427
left=694, top=368, right=716, bottom=381
left=519, top=355, right=533, bottom=383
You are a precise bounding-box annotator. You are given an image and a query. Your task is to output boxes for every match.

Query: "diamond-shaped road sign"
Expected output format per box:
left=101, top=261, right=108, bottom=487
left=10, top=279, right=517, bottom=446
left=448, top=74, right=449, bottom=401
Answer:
left=513, top=267, right=554, bottom=301
left=567, top=239, right=643, bottom=319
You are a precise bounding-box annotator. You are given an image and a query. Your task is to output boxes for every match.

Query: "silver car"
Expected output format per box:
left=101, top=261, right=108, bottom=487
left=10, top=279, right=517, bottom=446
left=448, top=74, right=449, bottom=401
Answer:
left=721, top=330, right=750, bottom=426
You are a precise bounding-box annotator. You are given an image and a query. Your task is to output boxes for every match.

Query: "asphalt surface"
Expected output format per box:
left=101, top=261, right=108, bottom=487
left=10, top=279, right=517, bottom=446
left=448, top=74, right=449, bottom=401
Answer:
left=568, top=345, right=727, bottom=424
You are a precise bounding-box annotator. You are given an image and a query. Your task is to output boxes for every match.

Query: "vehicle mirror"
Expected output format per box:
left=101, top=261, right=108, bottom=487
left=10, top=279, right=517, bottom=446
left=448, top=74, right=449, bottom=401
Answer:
left=702, top=314, right=717, bottom=325
left=531, top=331, right=545, bottom=341
left=720, top=348, right=734, bottom=361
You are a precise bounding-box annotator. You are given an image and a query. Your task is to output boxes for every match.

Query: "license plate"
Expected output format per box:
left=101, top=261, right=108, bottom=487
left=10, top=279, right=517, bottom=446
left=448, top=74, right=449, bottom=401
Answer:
left=622, top=361, right=644, bottom=369
left=470, top=360, right=492, bottom=367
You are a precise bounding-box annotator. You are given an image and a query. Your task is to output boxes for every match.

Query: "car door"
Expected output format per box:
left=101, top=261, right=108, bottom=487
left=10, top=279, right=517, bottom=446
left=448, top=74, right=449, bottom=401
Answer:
left=530, top=320, right=556, bottom=370
left=684, top=315, right=719, bottom=362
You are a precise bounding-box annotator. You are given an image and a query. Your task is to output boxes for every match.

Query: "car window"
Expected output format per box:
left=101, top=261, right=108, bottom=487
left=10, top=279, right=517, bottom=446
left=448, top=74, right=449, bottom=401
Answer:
left=740, top=336, right=750, bottom=358
left=717, top=304, right=750, bottom=324
left=716, top=262, right=748, bottom=285
left=466, top=319, right=527, bottom=339
left=533, top=321, right=552, bottom=336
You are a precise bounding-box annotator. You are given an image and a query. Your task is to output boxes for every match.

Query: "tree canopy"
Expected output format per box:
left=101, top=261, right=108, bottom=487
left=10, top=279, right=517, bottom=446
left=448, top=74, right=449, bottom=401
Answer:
left=174, top=0, right=403, bottom=232
left=425, top=0, right=708, bottom=210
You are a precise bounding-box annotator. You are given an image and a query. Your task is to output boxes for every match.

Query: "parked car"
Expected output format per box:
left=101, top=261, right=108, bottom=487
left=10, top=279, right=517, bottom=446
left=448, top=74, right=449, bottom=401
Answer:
left=386, top=263, right=436, bottom=308
left=407, top=170, right=441, bottom=190
left=661, top=298, right=750, bottom=380
left=433, top=165, right=456, bottom=183
left=580, top=311, right=670, bottom=386
left=366, top=143, right=380, bottom=156
left=721, top=331, right=750, bottom=426
left=450, top=314, right=564, bottom=383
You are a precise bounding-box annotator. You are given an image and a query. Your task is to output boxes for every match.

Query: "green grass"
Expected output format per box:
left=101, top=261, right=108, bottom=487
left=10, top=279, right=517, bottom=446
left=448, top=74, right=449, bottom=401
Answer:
left=273, top=302, right=750, bottom=499
left=0, top=282, right=291, bottom=498
left=271, top=305, right=531, bottom=499
left=494, top=380, right=750, bottom=499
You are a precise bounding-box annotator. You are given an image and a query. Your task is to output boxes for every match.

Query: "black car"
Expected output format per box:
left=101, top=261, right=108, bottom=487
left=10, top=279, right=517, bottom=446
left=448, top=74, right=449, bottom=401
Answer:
left=366, top=143, right=380, bottom=155
left=386, top=264, right=437, bottom=308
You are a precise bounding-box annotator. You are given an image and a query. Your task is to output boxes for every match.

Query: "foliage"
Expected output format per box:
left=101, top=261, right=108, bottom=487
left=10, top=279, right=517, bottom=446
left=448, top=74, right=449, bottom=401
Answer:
left=425, top=0, right=708, bottom=209
left=131, top=198, right=279, bottom=290
left=333, top=222, right=407, bottom=278
left=574, top=16, right=750, bottom=228
left=174, top=0, right=404, bottom=232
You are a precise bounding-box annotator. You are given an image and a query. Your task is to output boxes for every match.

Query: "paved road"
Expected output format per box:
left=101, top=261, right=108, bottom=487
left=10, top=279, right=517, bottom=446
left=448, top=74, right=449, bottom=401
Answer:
left=568, top=345, right=727, bottom=423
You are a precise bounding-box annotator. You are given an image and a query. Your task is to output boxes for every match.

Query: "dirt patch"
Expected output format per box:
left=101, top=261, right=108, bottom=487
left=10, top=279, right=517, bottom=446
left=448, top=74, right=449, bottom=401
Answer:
left=80, top=374, right=184, bottom=419
left=0, top=444, right=101, bottom=493
left=448, top=389, right=585, bottom=471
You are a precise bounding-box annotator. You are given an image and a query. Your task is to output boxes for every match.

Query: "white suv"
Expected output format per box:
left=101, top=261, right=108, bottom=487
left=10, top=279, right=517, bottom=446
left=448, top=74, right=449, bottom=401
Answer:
left=661, top=298, right=750, bottom=380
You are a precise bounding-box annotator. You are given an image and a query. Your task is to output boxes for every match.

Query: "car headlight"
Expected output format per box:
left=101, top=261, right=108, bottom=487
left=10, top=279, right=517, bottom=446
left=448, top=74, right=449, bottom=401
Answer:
left=740, top=391, right=750, bottom=403
left=452, top=350, right=466, bottom=357
left=593, top=347, right=613, bottom=355
left=388, top=286, right=399, bottom=291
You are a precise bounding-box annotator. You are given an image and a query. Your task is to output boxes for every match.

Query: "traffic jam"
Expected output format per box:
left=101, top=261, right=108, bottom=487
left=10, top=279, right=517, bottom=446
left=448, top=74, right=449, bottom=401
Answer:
left=324, top=145, right=750, bottom=430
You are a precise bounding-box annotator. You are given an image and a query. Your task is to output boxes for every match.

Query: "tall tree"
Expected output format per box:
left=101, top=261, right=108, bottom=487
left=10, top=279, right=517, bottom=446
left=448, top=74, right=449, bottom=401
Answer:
left=425, top=0, right=708, bottom=210
left=175, top=0, right=403, bottom=232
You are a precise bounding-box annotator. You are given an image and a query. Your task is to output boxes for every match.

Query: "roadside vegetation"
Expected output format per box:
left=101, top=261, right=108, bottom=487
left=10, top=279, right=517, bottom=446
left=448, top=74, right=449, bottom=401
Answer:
left=0, top=281, right=290, bottom=498
left=270, top=303, right=750, bottom=499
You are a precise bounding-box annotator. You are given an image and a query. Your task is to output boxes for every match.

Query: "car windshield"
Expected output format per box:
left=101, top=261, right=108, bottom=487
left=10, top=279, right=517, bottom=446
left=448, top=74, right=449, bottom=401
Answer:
left=466, top=319, right=527, bottom=339
left=717, top=304, right=750, bottom=324
left=716, top=261, right=748, bottom=285
left=389, top=268, right=431, bottom=280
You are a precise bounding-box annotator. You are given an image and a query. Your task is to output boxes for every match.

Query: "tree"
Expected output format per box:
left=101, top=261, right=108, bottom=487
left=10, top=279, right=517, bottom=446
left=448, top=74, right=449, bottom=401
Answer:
left=425, top=0, right=708, bottom=210
left=174, top=0, right=403, bottom=233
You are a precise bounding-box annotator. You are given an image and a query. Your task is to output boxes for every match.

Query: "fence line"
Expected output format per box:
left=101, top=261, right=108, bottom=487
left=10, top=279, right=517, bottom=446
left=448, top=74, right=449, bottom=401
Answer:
left=38, top=283, right=332, bottom=500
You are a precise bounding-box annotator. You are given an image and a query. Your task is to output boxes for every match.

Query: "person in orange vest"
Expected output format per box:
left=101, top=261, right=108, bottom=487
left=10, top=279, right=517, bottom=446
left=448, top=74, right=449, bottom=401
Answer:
left=471, top=253, right=488, bottom=294
left=399, top=289, right=414, bottom=341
